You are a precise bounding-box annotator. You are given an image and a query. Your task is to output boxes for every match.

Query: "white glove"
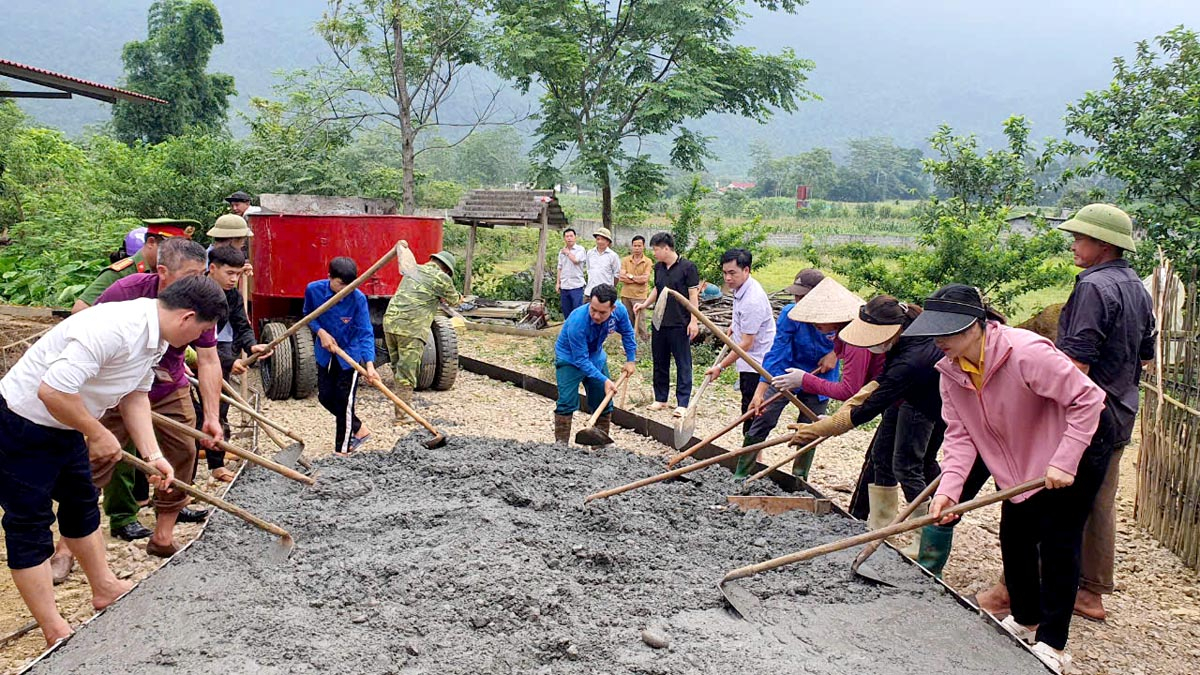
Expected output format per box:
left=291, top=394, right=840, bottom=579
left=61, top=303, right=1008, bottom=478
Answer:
left=771, top=367, right=807, bottom=392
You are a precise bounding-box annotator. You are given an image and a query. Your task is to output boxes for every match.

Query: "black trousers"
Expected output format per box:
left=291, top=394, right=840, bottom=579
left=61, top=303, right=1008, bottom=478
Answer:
left=194, top=343, right=236, bottom=471
left=738, top=372, right=760, bottom=436
left=651, top=325, right=693, bottom=407
left=0, top=397, right=100, bottom=569
left=870, top=402, right=943, bottom=502
left=317, top=360, right=362, bottom=453
left=1001, top=446, right=1111, bottom=650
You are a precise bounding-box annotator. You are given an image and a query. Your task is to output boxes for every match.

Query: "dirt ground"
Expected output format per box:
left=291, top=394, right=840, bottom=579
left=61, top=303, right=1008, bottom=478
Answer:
left=2, top=325, right=1198, bottom=674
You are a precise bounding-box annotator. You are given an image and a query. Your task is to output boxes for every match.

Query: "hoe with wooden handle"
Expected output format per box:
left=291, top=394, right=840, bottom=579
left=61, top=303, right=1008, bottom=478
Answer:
left=327, top=343, right=448, bottom=449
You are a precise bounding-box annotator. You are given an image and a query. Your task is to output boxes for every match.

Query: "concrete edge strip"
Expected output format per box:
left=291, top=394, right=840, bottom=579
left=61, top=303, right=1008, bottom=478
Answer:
left=458, top=355, right=1045, bottom=665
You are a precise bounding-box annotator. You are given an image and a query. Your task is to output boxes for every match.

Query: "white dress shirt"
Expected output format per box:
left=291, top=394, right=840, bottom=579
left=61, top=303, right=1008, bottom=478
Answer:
left=0, top=298, right=167, bottom=429
left=584, top=247, right=622, bottom=295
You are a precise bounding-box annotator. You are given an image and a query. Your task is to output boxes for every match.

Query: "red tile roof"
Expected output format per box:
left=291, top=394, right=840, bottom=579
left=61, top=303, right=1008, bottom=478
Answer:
left=0, top=59, right=168, bottom=105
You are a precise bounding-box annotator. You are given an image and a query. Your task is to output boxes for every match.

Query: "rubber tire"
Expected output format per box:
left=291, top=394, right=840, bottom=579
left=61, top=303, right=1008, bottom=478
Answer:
left=291, top=328, right=318, bottom=399
left=416, top=329, right=437, bottom=391
left=431, top=317, right=458, bottom=391
left=259, top=322, right=294, bottom=401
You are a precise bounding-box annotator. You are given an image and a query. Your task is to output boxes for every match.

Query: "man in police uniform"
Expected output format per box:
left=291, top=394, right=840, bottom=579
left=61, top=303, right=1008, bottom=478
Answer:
left=72, top=220, right=198, bottom=313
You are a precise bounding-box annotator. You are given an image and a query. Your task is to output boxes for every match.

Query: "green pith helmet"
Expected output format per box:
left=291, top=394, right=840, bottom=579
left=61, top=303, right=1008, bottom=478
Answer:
left=1058, top=203, right=1136, bottom=252
left=431, top=251, right=456, bottom=275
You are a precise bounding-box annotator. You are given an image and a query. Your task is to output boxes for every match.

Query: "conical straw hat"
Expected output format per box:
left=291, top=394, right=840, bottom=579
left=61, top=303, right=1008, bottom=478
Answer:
left=787, top=277, right=864, bottom=324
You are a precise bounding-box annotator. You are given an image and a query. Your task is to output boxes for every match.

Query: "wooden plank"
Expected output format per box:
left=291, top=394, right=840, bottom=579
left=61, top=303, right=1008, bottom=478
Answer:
left=0, top=304, right=55, bottom=320
left=466, top=321, right=561, bottom=339
left=463, top=224, right=477, bottom=296
left=727, top=495, right=833, bottom=516
left=533, top=215, right=548, bottom=302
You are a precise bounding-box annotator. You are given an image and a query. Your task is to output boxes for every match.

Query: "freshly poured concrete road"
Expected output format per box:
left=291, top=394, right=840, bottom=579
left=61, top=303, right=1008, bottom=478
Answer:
left=30, top=437, right=1048, bottom=674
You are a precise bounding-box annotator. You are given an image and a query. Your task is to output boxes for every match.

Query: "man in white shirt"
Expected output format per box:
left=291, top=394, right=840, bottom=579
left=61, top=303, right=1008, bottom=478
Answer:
left=0, top=276, right=227, bottom=646
left=584, top=227, right=622, bottom=297
left=555, top=228, right=587, bottom=318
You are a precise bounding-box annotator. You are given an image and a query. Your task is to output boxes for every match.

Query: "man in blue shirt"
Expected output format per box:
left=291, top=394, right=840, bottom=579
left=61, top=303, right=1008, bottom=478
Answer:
left=737, top=268, right=838, bottom=479
left=304, top=257, right=379, bottom=455
left=553, top=284, right=637, bottom=444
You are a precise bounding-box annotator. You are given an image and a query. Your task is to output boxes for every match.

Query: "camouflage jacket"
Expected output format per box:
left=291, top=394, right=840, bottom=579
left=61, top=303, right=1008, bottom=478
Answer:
left=382, top=262, right=461, bottom=340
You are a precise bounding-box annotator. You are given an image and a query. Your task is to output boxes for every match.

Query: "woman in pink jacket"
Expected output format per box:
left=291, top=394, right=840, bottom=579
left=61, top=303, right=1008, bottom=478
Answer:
left=914, top=285, right=1109, bottom=674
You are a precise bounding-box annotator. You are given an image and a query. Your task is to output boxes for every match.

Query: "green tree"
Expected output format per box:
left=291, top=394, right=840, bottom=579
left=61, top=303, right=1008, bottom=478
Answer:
left=828, top=137, right=926, bottom=202
left=493, top=0, right=814, bottom=232
left=749, top=144, right=836, bottom=199
left=111, top=0, right=236, bottom=144
left=835, top=117, right=1072, bottom=314
left=286, top=0, right=500, bottom=214
left=1057, top=26, right=1200, bottom=264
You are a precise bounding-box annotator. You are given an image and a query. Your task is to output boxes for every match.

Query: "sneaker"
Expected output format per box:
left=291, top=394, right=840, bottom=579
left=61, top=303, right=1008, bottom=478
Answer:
left=646, top=401, right=670, bottom=411
left=672, top=407, right=687, bottom=418
left=999, top=615, right=1037, bottom=645
left=1030, top=642, right=1071, bottom=674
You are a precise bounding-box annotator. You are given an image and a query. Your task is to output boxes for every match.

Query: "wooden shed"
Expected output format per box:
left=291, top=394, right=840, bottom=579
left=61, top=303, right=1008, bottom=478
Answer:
left=449, top=190, right=568, bottom=300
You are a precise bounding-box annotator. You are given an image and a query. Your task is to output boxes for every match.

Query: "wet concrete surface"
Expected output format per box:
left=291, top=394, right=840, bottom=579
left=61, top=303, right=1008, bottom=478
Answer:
left=29, top=437, right=1048, bottom=674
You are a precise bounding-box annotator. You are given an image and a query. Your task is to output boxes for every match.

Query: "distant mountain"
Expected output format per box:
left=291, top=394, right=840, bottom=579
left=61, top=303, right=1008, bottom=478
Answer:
left=4, top=0, right=1198, bottom=174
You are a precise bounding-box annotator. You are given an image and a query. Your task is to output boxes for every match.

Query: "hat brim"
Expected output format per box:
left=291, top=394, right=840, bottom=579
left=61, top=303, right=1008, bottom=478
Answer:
left=1058, top=219, right=1136, bottom=252
left=206, top=228, right=252, bottom=239
left=839, top=318, right=902, bottom=348
left=787, top=304, right=856, bottom=324
left=901, top=311, right=977, bottom=339
left=431, top=253, right=455, bottom=275
left=784, top=284, right=815, bottom=297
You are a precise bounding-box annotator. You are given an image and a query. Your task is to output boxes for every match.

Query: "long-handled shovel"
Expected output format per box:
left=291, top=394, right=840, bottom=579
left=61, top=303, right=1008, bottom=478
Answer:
left=665, top=391, right=785, bottom=468
left=327, top=343, right=448, bottom=449
left=673, top=343, right=729, bottom=448
left=188, top=375, right=310, bottom=469
left=717, top=477, right=1044, bottom=619
left=120, top=453, right=294, bottom=558
left=851, top=475, right=942, bottom=586
left=239, top=241, right=408, bottom=369
left=574, top=372, right=631, bottom=446
left=663, top=288, right=820, bottom=423
left=584, top=435, right=791, bottom=503
left=151, top=413, right=315, bottom=486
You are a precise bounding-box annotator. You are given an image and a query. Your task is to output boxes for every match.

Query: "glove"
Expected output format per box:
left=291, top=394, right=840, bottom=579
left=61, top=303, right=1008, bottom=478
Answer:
left=771, top=367, right=807, bottom=392
left=787, top=381, right=879, bottom=445
left=184, top=346, right=198, bottom=369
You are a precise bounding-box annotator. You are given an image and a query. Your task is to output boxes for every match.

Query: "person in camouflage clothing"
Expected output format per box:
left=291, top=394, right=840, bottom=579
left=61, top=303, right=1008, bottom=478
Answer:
left=382, top=250, right=461, bottom=422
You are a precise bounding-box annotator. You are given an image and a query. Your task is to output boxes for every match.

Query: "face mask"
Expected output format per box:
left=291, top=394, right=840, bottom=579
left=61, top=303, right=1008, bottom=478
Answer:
left=868, top=343, right=890, bottom=354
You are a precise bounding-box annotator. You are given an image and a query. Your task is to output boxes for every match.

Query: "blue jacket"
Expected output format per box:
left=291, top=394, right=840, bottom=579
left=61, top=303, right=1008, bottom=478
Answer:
left=760, top=303, right=839, bottom=398
left=554, top=302, right=637, bottom=382
left=303, top=280, right=376, bottom=370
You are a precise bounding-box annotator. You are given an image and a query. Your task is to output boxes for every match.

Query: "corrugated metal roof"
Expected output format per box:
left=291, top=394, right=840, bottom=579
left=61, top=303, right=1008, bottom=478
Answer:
left=0, top=59, right=168, bottom=105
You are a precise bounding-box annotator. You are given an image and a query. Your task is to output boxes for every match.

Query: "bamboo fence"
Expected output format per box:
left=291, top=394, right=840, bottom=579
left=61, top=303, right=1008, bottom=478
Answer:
left=1136, top=261, right=1200, bottom=570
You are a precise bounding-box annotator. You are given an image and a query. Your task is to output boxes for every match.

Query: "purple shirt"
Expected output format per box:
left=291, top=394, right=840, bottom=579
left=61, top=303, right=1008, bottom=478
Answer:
left=95, top=273, right=217, bottom=402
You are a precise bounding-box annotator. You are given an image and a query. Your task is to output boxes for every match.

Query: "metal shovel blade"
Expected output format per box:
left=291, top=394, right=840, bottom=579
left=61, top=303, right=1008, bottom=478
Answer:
left=575, top=426, right=613, bottom=447
left=718, top=580, right=761, bottom=621
left=422, top=432, right=448, bottom=449
left=672, top=414, right=696, bottom=449
left=273, top=443, right=305, bottom=470
left=850, top=549, right=898, bottom=588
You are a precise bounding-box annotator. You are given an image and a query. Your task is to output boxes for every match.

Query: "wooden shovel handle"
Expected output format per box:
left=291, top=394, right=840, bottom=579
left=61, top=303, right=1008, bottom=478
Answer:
left=585, top=434, right=792, bottom=503
left=723, top=477, right=1046, bottom=582
left=744, top=436, right=826, bottom=483
left=585, top=372, right=630, bottom=428
left=663, top=289, right=818, bottom=422
left=687, top=342, right=730, bottom=414
left=242, top=244, right=400, bottom=368
left=854, top=475, right=943, bottom=565
left=666, top=391, right=785, bottom=468
left=120, top=453, right=291, bottom=542
left=151, top=412, right=314, bottom=486
left=219, top=378, right=303, bottom=446
left=327, top=344, right=441, bottom=437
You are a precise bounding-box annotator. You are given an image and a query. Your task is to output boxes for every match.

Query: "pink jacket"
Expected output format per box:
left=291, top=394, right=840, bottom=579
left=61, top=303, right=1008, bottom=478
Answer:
left=935, top=322, right=1106, bottom=504
left=801, top=337, right=887, bottom=401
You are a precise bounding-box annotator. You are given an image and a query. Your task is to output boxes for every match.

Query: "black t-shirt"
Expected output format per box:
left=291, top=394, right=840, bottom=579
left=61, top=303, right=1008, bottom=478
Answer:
left=653, top=257, right=701, bottom=328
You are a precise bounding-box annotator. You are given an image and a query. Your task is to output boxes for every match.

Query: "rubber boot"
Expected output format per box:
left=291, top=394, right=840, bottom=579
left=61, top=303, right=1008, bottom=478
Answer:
left=553, top=415, right=573, bottom=445
left=899, top=502, right=928, bottom=557
left=733, top=435, right=765, bottom=479
left=791, top=445, right=817, bottom=481
left=393, top=385, right=415, bottom=425
left=866, top=484, right=899, bottom=531
left=595, top=414, right=612, bottom=445
left=916, top=524, right=955, bottom=578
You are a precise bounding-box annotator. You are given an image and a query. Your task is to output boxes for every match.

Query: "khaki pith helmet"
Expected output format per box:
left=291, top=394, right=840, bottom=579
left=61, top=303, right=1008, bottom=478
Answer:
left=1058, top=203, right=1135, bottom=252
left=207, top=214, right=253, bottom=239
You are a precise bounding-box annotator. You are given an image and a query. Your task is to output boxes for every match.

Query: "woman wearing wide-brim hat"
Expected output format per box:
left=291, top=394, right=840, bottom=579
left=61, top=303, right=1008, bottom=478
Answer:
left=787, top=294, right=952, bottom=570
left=919, top=285, right=1108, bottom=674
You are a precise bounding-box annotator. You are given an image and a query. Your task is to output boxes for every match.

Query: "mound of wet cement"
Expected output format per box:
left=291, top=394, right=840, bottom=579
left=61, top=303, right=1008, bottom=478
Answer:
left=30, top=437, right=1046, bottom=674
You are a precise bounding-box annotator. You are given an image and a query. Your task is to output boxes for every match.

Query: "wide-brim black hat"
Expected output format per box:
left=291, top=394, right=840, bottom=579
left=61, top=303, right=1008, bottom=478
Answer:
left=902, top=298, right=986, bottom=338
